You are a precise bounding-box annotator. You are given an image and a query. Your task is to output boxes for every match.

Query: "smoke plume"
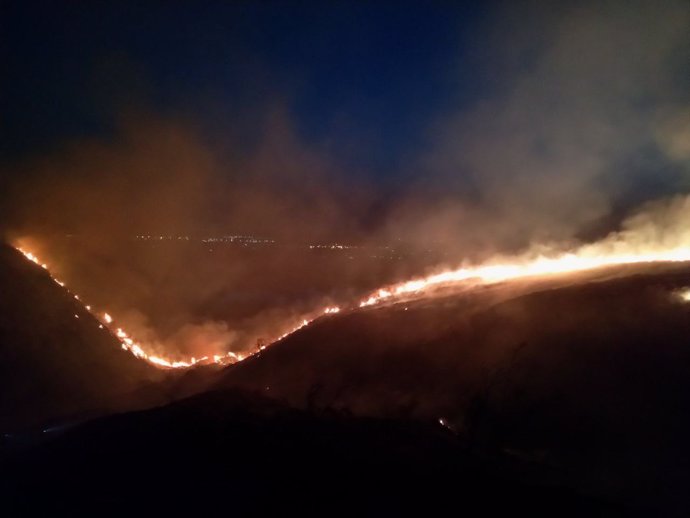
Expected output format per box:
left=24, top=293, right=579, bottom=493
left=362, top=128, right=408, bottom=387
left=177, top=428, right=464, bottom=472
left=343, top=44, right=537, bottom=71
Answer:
left=386, top=0, right=690, bottom=256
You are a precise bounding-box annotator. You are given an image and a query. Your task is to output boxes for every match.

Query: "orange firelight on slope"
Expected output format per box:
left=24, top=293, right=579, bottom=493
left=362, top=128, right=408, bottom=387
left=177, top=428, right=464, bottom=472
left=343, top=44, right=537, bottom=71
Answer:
left=357, top=246, right=690, bottom=308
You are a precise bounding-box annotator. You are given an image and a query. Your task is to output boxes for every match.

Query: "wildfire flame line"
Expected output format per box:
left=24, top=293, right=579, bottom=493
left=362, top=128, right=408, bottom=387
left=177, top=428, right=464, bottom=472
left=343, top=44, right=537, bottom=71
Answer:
left=16, top=237, right=690, bottom=370
left=357, top=196, right=690, bottom=307
left=15, top=246, right=340, bottom=369
left=358, top=247, right=690, bottom=307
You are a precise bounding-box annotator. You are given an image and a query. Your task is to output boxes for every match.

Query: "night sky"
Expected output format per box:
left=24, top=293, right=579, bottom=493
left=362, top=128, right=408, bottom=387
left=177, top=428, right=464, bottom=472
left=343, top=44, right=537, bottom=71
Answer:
left=1, top=1, right=487, bottom=177
left=2, top=1, right=690, bottom=248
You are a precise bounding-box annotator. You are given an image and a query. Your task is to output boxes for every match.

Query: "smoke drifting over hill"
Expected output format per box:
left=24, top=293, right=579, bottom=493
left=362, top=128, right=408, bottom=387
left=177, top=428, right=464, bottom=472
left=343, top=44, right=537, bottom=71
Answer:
left=387, top=0, right=690, bottom=255
left=2, top=111, right=367, bottom=358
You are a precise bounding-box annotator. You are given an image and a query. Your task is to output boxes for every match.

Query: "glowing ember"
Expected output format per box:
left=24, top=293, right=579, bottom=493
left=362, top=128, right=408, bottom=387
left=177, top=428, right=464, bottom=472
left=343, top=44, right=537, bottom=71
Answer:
left=23, top=251, right=39, bottom=265
left=677, top=288, right=690, bottom=302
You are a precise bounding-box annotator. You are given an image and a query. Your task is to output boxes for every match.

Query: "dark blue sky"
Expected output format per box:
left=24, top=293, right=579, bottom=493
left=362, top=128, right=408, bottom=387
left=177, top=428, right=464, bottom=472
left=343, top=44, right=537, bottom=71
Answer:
left=1, top=1, right=489, bottom=177
left=2, top=1, right=689, bottom=251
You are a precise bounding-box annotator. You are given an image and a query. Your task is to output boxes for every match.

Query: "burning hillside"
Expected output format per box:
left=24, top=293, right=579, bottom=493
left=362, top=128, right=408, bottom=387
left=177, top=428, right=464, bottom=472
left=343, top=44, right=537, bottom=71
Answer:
left=214, top=261, right=690, bottom=512
left=6, top=239, right=690, bottom=513
left=12, top=194, right=690, bottom=371
left=15, top=244, right=340, bottom=369
left=359, top=195, right=690, bottom=307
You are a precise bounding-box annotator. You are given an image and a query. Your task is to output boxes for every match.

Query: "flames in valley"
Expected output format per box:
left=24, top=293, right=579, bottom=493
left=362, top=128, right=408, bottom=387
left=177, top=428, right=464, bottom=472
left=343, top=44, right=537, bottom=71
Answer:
left=14, top=232, right=690, bottom=370
left=17, top=246, right=341, bottom=369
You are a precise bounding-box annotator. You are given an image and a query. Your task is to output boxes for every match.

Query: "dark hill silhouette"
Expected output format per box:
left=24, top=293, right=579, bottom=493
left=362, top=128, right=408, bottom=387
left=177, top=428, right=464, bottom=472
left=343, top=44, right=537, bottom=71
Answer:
left=215, top=265, right=690, bottom=513
left=0, top=244, right=168, bottom=430
left=2, top=388, right=624, bottom=517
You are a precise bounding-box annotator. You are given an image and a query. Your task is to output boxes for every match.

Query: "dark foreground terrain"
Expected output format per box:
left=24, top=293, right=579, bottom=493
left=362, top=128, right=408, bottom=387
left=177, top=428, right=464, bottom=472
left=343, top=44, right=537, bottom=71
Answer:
left=3, top=243, right=690, bottom=515
left=2, top=389, right=624, bottom=517
left=215, top=265, right=690, bottom=514
left=0, top=244, right=172, bottom=430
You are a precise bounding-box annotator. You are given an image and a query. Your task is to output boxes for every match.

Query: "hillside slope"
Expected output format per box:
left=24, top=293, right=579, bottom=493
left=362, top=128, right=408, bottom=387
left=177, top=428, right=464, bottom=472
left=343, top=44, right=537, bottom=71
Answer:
left=0, top=244, right=167, bottom=430
left=216, top=265, right=690, bottom=512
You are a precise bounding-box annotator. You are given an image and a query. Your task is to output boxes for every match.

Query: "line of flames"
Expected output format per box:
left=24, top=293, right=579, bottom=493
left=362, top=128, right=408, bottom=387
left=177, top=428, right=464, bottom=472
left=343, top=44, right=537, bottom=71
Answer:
left=358, top=246, right=690, bottom=307
left=16, top=246, right=340, bottom=369
left=16, top=240, right=690, bottom=370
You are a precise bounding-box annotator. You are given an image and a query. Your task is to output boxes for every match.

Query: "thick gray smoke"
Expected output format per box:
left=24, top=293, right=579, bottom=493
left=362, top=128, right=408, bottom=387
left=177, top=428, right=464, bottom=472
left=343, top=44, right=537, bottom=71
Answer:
left=386, top=0, right=690, bottom=257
